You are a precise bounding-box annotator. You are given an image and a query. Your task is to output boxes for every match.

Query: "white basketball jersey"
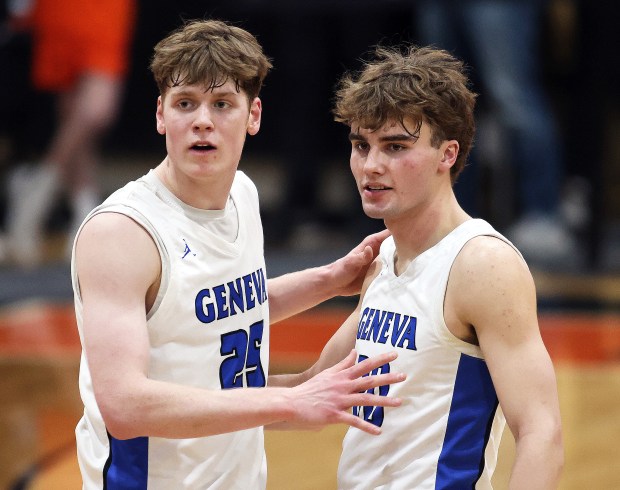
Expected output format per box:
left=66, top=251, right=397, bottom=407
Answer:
left=338, top=219, right=519, bottom=490
left=72, top=170, right=270, bottom=489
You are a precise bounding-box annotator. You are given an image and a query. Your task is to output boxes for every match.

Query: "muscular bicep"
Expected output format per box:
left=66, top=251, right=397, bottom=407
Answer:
left=451, top=237, right=561, bottom=439
left=75, top=213, right=161, bottom=404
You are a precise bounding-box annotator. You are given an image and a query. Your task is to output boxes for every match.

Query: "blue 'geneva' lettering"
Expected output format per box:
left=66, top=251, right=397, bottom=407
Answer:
left=357, top=307, right=417, bottom=350
left=228, top=278, right=244, bottom=315
left=195, top=268, right=267, bottom=324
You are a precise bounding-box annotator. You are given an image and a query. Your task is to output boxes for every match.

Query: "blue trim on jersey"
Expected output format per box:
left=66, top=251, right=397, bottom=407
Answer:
left=103, top=433, right=148, bottom=489
left=436, top=354, right=499, bottom=489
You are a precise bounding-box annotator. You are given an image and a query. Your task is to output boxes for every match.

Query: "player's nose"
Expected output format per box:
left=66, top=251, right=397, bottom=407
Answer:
left=193, top=105, right=214, bottom=131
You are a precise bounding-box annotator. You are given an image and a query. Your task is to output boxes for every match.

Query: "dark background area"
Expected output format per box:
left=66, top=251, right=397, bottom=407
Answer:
left=1, top=1, right=418, bottom=161
left=1, top=0, right=619, bottom=270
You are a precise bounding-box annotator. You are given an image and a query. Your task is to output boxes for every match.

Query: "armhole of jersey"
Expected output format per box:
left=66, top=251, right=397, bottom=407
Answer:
left=120, top=209, right=170, bottom=320
left=73, top=206, right=171, bottom=319
left=438, top=234, right=514, bottom=358
left=378, top=236, right=396, bottom=275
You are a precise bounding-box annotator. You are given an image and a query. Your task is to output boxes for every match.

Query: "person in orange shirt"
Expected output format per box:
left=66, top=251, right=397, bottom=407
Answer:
left=4, top=0, right=136, bottom=267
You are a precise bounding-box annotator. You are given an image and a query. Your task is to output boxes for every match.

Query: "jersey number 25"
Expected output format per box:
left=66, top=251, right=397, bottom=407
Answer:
left=219, top=321, right=266, bottom=389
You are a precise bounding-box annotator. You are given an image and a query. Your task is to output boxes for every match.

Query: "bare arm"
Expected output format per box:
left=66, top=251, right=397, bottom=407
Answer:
left=76, top=215, right=400, bottom=439
left=267, top=258, right=395, bottom=430
left=268, top=308, right=361, bottom=390
left=267, top=229, right=389, bottom=323
left=269, top=258, right=383, bottom=388
left=448, top=237, right=563, bottom=489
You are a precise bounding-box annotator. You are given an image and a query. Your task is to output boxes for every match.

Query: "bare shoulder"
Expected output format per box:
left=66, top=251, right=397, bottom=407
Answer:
left=456, top=235, right=531, bottom=282
left=77, top=212, right=157, bottom=254
left=447, top=235, right=537, bottom=333
left=75, top=212, right=161, bottom=294
left=367, top=255, right=384, bottom=281
left=78, top=211, right=148, bottom=239
left=361, top=256, right=384, bottom=294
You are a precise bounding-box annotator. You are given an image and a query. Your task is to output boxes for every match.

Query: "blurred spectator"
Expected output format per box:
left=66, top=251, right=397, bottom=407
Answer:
left=413, top=0, right=579, bottom=267
left=2, top=0, right=136, bottom=267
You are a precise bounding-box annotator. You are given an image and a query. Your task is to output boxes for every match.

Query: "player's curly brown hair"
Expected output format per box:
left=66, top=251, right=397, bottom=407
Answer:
left=333, top=45, right=477, bottom=182
left=150, top=19, right=272, bottom=103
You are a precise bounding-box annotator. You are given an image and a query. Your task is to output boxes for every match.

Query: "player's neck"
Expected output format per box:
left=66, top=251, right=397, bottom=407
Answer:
left=154, top=159, right=233, bottom=210
left=389, top=195, right=469, bottom=274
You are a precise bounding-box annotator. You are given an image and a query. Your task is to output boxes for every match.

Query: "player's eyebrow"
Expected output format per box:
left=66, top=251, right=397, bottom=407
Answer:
left=349, top=132, right=366, bottom=142
left=168, top=87, right=201, bottom=98
left=349, top=132, right=417, bottom=142
left=169, top=86, right=238, bottom=98
left=208, top=87, right=238, bottom=97
left=378, top=134, right=417, bottom=142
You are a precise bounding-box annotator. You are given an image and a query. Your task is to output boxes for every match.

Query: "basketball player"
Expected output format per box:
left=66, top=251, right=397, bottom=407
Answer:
left=71, top=20, right=404, bottom=489
left=275, top=45, right=563, bottom=488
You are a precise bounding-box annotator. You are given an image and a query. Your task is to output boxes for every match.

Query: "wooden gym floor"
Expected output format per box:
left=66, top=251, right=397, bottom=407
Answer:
left=1, top=299, right=619, bottom=489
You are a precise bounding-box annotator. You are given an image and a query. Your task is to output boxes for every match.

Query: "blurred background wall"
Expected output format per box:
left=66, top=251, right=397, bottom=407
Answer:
left=0, top=0, right=618, bottom=272
left=0, top=2, right=619, bottom=489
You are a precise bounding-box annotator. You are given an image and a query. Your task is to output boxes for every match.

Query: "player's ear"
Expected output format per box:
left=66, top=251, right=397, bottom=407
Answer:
left=156, top=96, right=166, bottom=135
left=439, top=140, right=459, bottom=173
left=247, top=97, right=262, bottom=136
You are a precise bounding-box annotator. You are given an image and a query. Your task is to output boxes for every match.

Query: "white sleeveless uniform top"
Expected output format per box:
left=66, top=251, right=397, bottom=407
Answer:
left=338, top=219, right=520, bottom=490
left=72, top=170, right=270, bottom=489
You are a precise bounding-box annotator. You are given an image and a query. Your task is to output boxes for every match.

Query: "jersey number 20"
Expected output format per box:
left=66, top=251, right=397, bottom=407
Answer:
left=219, top=321, right=266, bottom=389
left=352, top=354, right=391, bottom=427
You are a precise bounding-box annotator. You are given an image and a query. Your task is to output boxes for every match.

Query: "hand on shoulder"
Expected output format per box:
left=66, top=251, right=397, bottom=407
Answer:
left=326, top=229, right=390, bottom=297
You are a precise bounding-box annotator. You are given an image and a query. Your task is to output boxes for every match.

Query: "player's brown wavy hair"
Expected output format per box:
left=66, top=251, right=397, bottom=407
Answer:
left=150, top=19, right=272, bottom=103
left=333, top=45, right=477, bottom=182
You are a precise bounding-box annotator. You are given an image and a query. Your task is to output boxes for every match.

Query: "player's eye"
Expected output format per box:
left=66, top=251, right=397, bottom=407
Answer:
left=354, top=142, right=369, bottom=152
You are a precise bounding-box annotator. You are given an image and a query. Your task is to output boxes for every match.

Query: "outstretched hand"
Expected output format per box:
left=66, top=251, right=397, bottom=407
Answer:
left=288, top=349, right=404, bottom=435
left=328, top=229, right=390, bottom=296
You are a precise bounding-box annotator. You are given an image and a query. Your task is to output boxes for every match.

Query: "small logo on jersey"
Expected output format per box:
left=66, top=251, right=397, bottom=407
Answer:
left=182, top=239, right=196, bottom=259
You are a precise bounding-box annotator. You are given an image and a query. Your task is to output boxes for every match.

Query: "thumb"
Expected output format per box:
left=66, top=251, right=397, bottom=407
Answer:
left=359, top=245, right=375, bottom=263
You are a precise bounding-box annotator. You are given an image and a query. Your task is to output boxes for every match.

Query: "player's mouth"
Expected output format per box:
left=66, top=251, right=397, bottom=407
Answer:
left=190, top=143, right=216, bottom=152
left=363, top=184, right=392, bottom=193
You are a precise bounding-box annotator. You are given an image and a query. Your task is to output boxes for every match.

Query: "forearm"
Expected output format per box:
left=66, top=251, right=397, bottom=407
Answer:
left=268, top=232, right=387, bottom=322
left=101, top=350, right=404, bottom=440
left=268, top=371, right=309, bottom=388
left=100, top=378, right=294, bottom=440
left=509, top=431, right=564, bottom=489
left=268, top=265, right=337, bottom=323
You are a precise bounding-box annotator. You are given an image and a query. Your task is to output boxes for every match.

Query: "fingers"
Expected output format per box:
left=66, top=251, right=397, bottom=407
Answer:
left=339, top=412, right=383, bottom=435
left=348, top=351, right=398, bottom=378
left=348, top=244, right=375, bottom=268
left=333, top=350, right=405, bottom=389
left=360, top=245, right=374, bottom=264
left=309, top=350, right=405, bottom=437
left=353, top=229, right=389, bottom=255
left=355, top=371, right=406, bottom=393
left=370, top=228, right=391, bottom=241
left=351, top=391, right=402, bottom=408
left=331, top=395, right=400, bottom=435
left=362, top=229, right=390, bottom=250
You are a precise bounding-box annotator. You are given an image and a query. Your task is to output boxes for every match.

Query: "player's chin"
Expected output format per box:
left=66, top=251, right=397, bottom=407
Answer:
left=361, top=204, right=386, bottom=220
